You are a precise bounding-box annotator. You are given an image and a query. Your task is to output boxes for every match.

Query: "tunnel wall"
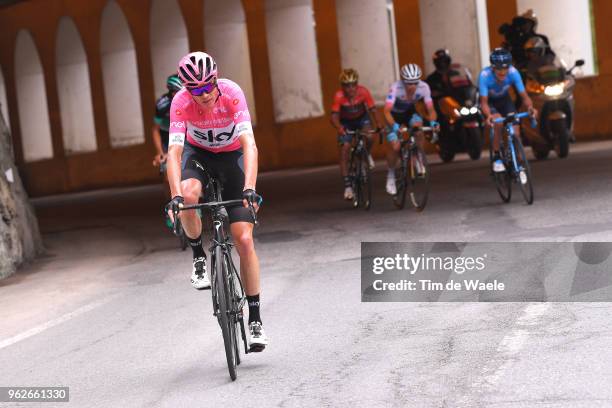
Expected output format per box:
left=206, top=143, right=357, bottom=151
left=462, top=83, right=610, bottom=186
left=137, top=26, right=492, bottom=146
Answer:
left=0, top=0, right=610, bottom=197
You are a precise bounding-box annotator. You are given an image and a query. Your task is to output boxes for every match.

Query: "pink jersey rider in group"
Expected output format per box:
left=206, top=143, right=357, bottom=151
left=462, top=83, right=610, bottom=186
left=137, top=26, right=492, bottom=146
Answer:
left=168, top=78, right=253, bottom=153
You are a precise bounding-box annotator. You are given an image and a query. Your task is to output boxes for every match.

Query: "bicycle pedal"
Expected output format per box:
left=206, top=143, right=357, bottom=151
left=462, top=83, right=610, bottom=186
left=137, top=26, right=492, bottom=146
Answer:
left=248, top=343, right=266, bottom=353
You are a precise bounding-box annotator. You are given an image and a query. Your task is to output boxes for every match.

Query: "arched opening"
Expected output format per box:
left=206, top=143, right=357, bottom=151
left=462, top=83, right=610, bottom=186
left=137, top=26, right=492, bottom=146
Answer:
left=516, top=0, right=596, bottom=75
left=0, top=65, right=10, bottom=130
left=56, top=16, right=97, bottom=154
left=335, top=0, right=398, bottom=103
left=204, top=0, right=257, bottom=122
left=14, top=30, right=53, bottom=162
left=100, top=0, right=145, bottom=147
left=150, top=0, right=189, bottom=98
left=265, top=0, right=324, bottom=122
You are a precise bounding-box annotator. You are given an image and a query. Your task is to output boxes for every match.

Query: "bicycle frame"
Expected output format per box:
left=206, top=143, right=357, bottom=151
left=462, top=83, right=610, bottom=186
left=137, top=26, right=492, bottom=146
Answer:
left=490, top=112, right=532, bottom=174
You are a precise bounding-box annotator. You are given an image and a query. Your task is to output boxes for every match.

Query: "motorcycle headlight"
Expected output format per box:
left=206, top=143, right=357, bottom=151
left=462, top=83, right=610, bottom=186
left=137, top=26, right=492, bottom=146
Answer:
left=469, top=107, right=478, bottom=115
left=544, top=83, right=565, bottom=96
left=460, top=107, right=470, bottom=116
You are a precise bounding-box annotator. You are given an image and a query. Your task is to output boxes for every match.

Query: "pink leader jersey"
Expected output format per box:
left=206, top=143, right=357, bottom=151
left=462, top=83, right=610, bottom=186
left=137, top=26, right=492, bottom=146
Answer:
left=168, top=78, right=253, bottom=153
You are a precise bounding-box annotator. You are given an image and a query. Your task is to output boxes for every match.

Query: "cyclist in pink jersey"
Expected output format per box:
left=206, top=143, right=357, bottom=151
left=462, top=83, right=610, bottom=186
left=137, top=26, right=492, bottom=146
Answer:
left=166, top=51, right=268, bottom=351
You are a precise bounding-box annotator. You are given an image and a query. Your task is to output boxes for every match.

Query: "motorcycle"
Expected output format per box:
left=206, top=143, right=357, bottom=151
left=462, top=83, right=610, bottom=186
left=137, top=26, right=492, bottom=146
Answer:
left=432, top=68, right=484, bottom=163
left=522, top=58, right=584, bottom=159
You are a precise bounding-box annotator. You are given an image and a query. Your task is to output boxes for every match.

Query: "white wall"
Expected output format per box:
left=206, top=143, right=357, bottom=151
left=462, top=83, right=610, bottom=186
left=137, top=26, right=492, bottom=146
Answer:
left=56, top=17, right=97, bottom=154
left=418, top=0, right=483, bottom=78
left=204, top=0, right=257, bottom=123
left=0, top=66, right=9, bottom=130
left=517, top=0, right=595, bottom=75
left=150, top=0, right=189, bottom=98
left=335, top=0, right=397, bottom=104
left=14, top=30, right=53, bottom=162
left=265, top=0, right=324, bottom=122
left=100, top=0, right=145, bottom=147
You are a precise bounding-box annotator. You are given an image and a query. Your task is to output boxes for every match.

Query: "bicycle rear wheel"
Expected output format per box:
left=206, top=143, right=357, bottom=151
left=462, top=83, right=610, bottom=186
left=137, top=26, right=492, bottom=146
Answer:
left=214, top=246, right=238, bottom=381
left=491, top=140, right=512, bottom=203
left=407, top=146, right=430, bottom=211
left=393, top=146, right=409, bottom=209
left=512, top=136, right=534, bottom=205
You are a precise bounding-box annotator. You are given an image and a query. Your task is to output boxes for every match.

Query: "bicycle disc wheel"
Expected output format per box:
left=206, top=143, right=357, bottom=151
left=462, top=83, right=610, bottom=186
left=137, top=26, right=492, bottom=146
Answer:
left=512, top=137, right=534, bottom=205
left=491, top=142, right=512, bottom=203
left=407, top=146, right=430, bottom=211
left=359, top=151, right=372, bottom=210
left=393, top=147, right=408, bottom=209
left=215, top=247, right=238, bottom=380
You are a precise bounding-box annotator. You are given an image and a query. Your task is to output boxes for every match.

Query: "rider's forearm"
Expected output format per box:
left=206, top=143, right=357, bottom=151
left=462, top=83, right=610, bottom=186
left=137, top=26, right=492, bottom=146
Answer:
left=330, top=113, right=342, bottom=131
left=383, top=108, right=395, bottom=127
left=167, top=145, right=183, bottom=198
left=519, top=92, right=533, bottom=110
left=240, top=133, right=258, bottom=191
left=152, top=125, right=163, bottom=155
left=480, top=98, right=491, bottom=118
left=426, top=104, right=437, bottom=122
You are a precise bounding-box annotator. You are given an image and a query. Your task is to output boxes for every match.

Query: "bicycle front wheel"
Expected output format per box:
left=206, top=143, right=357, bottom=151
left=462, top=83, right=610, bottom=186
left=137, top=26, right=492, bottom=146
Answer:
left=491, top=141, right=512, bottom=203
left=358, top=150, right=372, bottom=210
left=393, top=146, right=409, bottom=210
left=407, top=146, right=430, bottom=211
left=214, top=246, right=238, bottom=380
left=512, top=136, right=534, bottom=205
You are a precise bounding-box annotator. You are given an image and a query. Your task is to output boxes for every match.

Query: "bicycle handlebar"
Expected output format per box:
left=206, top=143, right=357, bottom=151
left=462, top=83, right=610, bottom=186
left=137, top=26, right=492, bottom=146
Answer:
left=493, top=112, right=537, bottom=128
left=173, top=196, right=261, bottom=226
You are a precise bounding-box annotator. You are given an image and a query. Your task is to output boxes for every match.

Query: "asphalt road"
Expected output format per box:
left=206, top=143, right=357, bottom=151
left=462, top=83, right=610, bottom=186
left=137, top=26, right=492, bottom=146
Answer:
left=1, top=141, right=612, bottom=407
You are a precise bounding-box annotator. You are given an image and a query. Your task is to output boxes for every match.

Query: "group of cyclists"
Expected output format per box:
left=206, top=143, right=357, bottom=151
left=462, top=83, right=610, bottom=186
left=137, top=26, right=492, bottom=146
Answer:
left=147, top=9, right=547, bottom=357
left=330, top=48, right=537, bottom=201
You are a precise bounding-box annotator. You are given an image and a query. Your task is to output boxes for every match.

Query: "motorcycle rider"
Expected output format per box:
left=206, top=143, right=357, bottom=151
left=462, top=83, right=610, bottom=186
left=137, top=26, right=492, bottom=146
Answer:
left=426, top=49, right=474, bottom=102
left=499, top=9, right=554, bottom=69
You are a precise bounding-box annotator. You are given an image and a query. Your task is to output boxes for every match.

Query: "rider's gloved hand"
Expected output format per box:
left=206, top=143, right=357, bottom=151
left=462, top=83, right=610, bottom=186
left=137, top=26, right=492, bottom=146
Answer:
left=338, top=126, right=346, bottom=136
left=168, top=195, right=184, bottom=213
left=429, top=120, right=440, bottom=130
left=392, top=123, right=400, bottom=133
left=242, top=188, right=261, bottom=209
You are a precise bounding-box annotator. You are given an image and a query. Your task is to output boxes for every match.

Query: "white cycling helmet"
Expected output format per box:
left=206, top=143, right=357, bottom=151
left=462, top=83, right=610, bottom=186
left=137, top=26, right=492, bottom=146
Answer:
left=400, top=63, right=422, bottom=83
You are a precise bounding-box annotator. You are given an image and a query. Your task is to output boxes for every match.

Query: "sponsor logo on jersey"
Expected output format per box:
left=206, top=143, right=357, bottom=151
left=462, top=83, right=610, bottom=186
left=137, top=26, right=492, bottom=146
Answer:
left=234, top=109, right=249, bottom=120
left=187, top=122, right=238, bottom=148
left=170, top=121, right=185, bottom=128
left=232, top=98, right=240, bottom=105
left=175, top=110, right=182, bottom=115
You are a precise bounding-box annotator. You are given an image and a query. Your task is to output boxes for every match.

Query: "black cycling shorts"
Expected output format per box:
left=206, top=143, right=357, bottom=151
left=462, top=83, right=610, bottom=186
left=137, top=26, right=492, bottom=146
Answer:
left=489, top=95, right=516, bottom=117
left=181, top=143, right=253, bottom=224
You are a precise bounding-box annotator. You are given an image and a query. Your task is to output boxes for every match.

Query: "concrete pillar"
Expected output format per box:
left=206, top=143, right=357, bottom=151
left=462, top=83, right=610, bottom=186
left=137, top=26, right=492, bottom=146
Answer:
left=335, top=0, right=397, bottom=103
left=418, top=0, right=483, bottom=77
left=592, top=0, right=612, bottom=75
left=264, top=0, right=324, bottom=122
left=204, top=0, right=257, bottom=122
left=517, top=0, right=596, bottom=75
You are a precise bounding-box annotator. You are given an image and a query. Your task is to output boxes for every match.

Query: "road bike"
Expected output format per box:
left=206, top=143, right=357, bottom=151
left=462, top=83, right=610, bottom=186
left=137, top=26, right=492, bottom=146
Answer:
left=489, top=112, right=537, bottom=205
left=173, top=171, right=260, bottom=381
left=345, top=128, right=378, bottom=210
left=393, top=125, right=437, bottom=211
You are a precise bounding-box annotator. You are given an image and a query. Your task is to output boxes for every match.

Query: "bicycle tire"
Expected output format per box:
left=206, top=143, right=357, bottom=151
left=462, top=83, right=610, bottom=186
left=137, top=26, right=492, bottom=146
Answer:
left=358, top=149, right=372, bottom=210
left=214, top=246, right=238, bottom=381
left=407, top=145, right=430, bottom=211
left=512, top=136, right=534, bottom=205
left=393, top=145, right=409, bottom=209
left=490, top=136, right=512, bottom=203
left=225, top=251, right=244, bottom=366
